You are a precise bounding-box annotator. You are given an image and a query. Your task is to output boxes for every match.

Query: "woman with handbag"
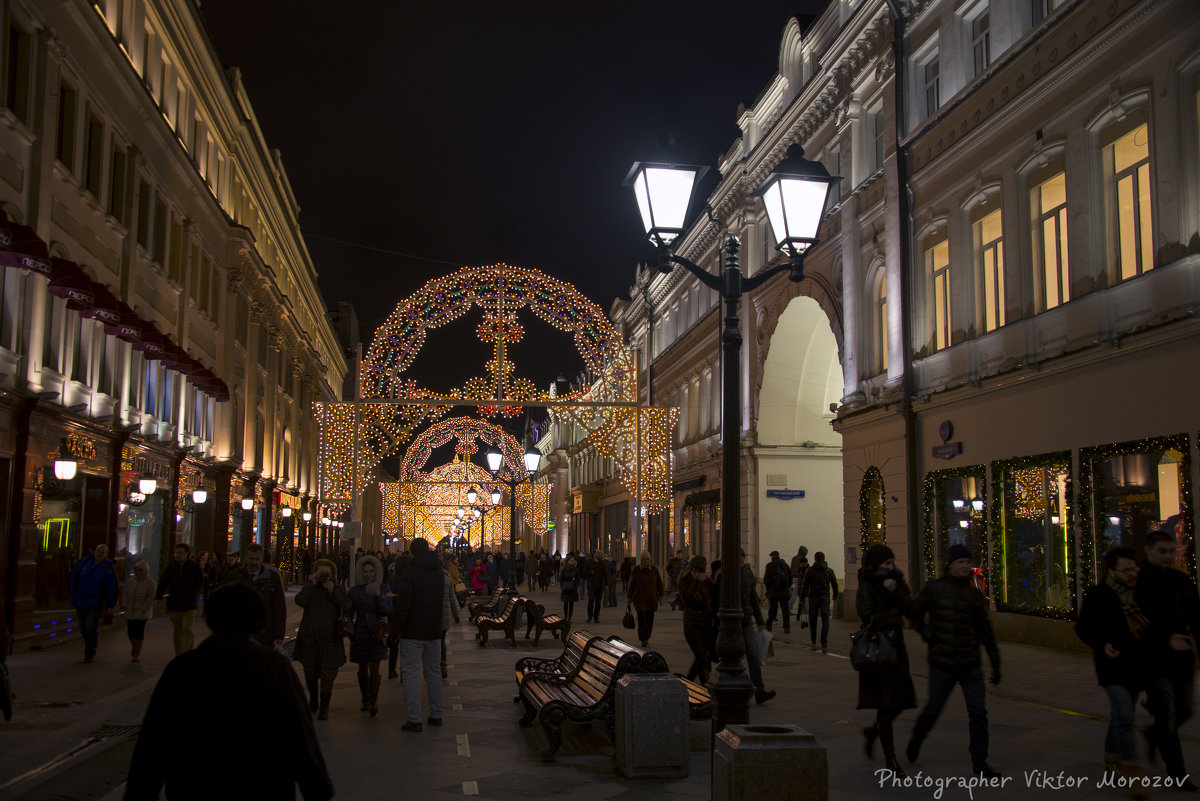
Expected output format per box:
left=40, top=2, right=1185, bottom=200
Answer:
left=856, top=544, right=916, bottom=777
left=627, top=551, right=664, bottom=647
left=348, top=555, right=392, bottom=717
left=117, top=560, right=156, bottom=661
left=559, top=557, right=580, bottom=620
left=294, top=558, right=349, bottom=719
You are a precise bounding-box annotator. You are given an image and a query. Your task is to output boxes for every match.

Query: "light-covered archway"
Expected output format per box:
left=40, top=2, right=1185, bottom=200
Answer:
left=755, top=295, right=843, bottom=575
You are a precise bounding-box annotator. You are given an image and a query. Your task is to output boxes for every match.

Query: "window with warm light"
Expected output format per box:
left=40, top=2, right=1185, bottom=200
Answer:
left=925, top=238, right=952, bottom=352
left=971, top=203, right=1005, bottom=333
left=875, top=270, right=888, bottom=374
left=860, top=468, right=886, bottom=550
left=995, top=456, right=1071, bottom=615
left=1102, top=114, right=1153, bottom=281
left=1029, top=163, right=1069, bottom=311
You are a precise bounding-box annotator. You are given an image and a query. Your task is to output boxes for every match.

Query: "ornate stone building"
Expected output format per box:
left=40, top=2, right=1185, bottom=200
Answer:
left=0, top=0, right=346, bottom=648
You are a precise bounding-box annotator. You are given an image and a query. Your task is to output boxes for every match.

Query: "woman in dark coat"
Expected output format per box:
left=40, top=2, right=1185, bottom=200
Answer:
left=677, top=555, right=715, bottom=684
left=627, top=552, right=664, bottom=647
left=348, top=555, right=392, bottom=717
left=294, top=558, right=349, bottom=720
left=856, top=544, right=916, bottom=777
left=559, top=557, right=580, bottom=620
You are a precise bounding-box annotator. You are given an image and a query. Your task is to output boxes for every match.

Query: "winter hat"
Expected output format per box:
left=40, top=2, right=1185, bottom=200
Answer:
left=798, top=546, right=808, bottom=557
left=411, top=537, right=430, bottom=553
left=355, top=555, right=384, bottom=585
left=863, top=544, right=895, bottom=573
left=947, top=544, right=972, bottom=564
left=769, top=550, right=780, bottom=558
left=689, top=555, right=707, bottom=571
left=314, top=558, right=337, bottom=580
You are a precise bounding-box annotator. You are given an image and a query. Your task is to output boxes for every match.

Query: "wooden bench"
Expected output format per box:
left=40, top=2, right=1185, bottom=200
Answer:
left=475, top=595, right=523, bottom=647
left=514, top=629, right=597, bottom=696
left=523, top=599, right=570, bottom=645
left=467, top=587, right=507, bottom=621
left=675, top=674, right=714, bottom=720
left=517, top=636, right=663, bottom=760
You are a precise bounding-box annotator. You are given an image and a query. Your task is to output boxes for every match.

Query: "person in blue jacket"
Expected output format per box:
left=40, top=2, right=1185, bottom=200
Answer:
left=69, top=543, right=118, bottom=663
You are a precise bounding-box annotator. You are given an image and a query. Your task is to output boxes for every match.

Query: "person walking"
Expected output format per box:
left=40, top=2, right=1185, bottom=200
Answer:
left=485, top=554, right=499, bottom=594
left=677, top=555, right=715, bottom=685
left=223, top=544, right=287, bottom=650
left=117, top=561, right=156, bottom=662
left=385, top=556, right=406, bottom=680
left=1075, top=546, right=1150, bottom=778
left=791, top=546, right=809, bottom=625
left=906, top=544, right=1002, bottom=778
left=68, top=544, right=117, bottom=663
left=348, top=555, right=392, bottom=717
left=468, top=556, right=487, bottom=596
left=124, top=582, right=333, bottom=801
left=539, top=552, right=554, bottom=591
left=559, top=557, right=580, bottom=621
left=763, top=550, right=793, bottom=633
left=525, top=551, right=538, bottom=592
left=1135, top=530, right=1200, bottom=790
left=603, top=553, right=618, bottom=608
left=293, top=559, right=349, bottom=721
left=627, top=552, right=664, bottom=647
left=156, top=543, right=204, bottom=655
left=619, top=557, right=633, bottom=593
left=736, top=548, right=776, bottom=704
left=856, top=544, right=916, bottom=777
left=440, top=555, right=461, bottom=679
left=800, top=551, right=838, bottom=652
left=395, top=538, right=445, bottom=731
left=584, top=550, right=607, bottom=623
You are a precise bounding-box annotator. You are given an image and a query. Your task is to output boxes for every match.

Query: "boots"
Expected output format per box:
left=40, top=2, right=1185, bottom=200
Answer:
left=358, top=673, right=370, bottom=712
left=440, top=661, right=448, bottom=679
left=368, top=675, right=381, bottom=718
left=905, top=730, right=924, bottom=763
left=317, top=693, right=331, bottom=720
left=862, top=724, right=879, bottom=759
left=879, top=718, right=906, bottom=777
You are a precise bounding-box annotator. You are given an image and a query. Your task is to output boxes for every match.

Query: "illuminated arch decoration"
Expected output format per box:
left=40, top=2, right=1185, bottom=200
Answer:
left=392, top=458, right=511, bottom=549
left=399, top=417, right=525, bottom=482
left=316, top=263, right=676, bottom=520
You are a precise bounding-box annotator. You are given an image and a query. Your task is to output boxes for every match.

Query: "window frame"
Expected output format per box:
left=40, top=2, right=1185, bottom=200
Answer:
left=969, top=198, right=1006, bottom=334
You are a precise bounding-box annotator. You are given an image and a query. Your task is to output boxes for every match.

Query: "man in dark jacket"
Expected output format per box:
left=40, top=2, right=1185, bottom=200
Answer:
left=224, top=543, right=287, bottom=649
left=907, top=543, right=1002, bottom=778
left=124, top=582, right=333, bottom=801
left=763, top=551, right=793, bottom=633
left=156, top=543, right=205, bottom=654
left=69, top=544, right=117, bottom=663
left=395, top=537, right=445, bottom=731
left=800, top=551, right=838, bottom=651
left=1076, top=546, right=1149, bottom=775
left=1135, top=530, right=1200, bottom=790
left=791, top=546, right=809, bottom=624
left=584, top=551, right=608, bottom=623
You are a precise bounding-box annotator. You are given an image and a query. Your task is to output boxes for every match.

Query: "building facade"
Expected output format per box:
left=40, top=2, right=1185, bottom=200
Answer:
left=602, top=0, right=1198, bottom=644
left=0, top=0, right=346, bottom=648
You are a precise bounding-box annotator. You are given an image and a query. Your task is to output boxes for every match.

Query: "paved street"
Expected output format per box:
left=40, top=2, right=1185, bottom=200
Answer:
left=1, top=587, right=1197, bottom=801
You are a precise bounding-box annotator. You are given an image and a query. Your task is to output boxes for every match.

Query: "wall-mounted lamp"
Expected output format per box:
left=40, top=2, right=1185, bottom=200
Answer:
left=138, top=474, right=158, bottom=495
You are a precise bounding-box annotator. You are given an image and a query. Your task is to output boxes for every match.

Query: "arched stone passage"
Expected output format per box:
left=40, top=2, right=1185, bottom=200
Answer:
left=754, top=295, right=844, bottom=578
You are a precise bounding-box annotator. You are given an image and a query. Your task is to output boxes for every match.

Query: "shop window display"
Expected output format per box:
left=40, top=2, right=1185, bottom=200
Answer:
left=993, top=455, right=1072, bottom=616
left=860, top=467, right=886, bottom=551
left=33, top=474, right=81, bottom=611
left=923, top=466, right=987, bottom=586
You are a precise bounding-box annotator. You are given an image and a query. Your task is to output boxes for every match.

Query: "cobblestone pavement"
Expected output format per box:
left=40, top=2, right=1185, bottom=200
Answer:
left=0, top=586, right=1196, bottom=800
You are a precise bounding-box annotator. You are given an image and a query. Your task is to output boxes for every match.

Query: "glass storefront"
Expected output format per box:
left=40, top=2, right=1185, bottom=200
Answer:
left=34, top=473, right=81, bottom=612
left=121, top=492, right=166, bottom=581
left=994, top=454, right=1072, bottom=615
left=860, top=467, right=886, bottom=551
left=924, top=467, right=987, bottom=585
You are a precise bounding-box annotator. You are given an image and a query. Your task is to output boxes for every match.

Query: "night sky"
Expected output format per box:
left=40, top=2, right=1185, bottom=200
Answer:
left=198, top=1, right=825, bottom=393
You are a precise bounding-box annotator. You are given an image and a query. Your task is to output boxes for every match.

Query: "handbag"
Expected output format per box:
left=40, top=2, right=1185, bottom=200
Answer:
left=453, top=581, right=467, bottom=593
left=850, top=626, right=898, bottom=671
left=339, top=611, right=354, bottom=639
left=372, top=617, right=390, bottom=642
left=622, top=607, right=636, bottom=630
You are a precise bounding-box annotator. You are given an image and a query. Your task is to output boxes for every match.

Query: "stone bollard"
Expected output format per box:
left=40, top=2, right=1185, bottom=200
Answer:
left=713, top=724, right=828, bottom=801
left=614, top=674, right=690, bottom=778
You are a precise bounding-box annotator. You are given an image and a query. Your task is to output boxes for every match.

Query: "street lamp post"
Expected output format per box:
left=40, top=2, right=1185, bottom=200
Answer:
left=627, top=142, right=836, bottom=732
left=487, top=445, right=541, bottom=591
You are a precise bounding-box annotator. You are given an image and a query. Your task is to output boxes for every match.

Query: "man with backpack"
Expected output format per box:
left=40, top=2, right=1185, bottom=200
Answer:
left=800, top=551, right=838, bottom=652
left=763, top=551, right=793, bottom=633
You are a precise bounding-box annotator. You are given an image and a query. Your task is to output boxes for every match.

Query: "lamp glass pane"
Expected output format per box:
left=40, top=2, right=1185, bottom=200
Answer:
left=54, top=460, right=77, bottom=481
left=139, top=477, right=157, bottom=495
left=485, top=449, right=504, bottom=472
left=761, top=180, right=788, bottom=244
left=524, top=450, right=541, bottom=474
left=779, top=177, right=831, bottom=241
left=644, top=166, right=696, bottom=232
left=633, top=172, right=654, bottom=234
left=466, top=487, right=478, bottom=504
left=491, top=490, right=502, bottom=506
left=303, top=512, right=312, bottom=521
left=321, top=517, right=330, bottom=525
left=241, top=498, right=254, bottom=510
left=281, top=506, right=292, bottom=517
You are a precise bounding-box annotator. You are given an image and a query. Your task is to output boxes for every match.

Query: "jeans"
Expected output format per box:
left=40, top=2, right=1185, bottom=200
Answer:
left=636, top=609, right=655, bottom=643
left=741, top=622, right=766, bottom=691
left=587, top=589, right=603, bottom=621
left=168, top=610, right=196, bottom=654
left=400, top=638, right=443, bottom=722
left=440, top=630, right=448, bottom=662
left=1103, top=684, right=1138, bottom=762
left=78, top=607, right=101, bottom=658
left=766, top=598, right=789, bottom=629
left=1147, top=671, right=1195, bottom=778
left=808, top=594, right=831, bottom=646
left=912, top=665, right=989, bottom=765
left=683, top=624, right=713, bottom=684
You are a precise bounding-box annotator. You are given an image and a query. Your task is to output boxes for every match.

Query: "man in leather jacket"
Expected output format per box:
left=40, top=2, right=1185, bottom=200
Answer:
left=906, top=543, right=1002, bottom=778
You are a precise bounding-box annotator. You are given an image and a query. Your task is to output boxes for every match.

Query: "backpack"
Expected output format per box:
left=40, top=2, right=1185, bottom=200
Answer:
left=771, top=562, right=792, bottom=594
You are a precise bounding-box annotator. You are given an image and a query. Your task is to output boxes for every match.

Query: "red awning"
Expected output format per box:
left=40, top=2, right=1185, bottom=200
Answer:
left=48, top=259, right=96, bottom=310
left=133, top=323, right=168, bottom=359
left=104, top=300, right=143, bottom=342
left=0, top=223, right=52, bottom=277
left=80, top=283, right=124, bottom=327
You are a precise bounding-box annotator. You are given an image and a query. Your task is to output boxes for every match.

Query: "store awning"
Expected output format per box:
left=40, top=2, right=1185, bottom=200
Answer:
left=0, top=222, right=52, bottom=276
left=48, top=258, right=96, bottom=310
left=133, top=323, right=168, bottom=359
left=104, top=300, right=142, bottom=342
left=683, top=489, right=721, bottom=508
left=79, top=283, right=123, bottom=327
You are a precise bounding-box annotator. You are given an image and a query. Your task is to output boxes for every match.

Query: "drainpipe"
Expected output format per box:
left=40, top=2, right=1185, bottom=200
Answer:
left=883, top=0, right=923, bottom=586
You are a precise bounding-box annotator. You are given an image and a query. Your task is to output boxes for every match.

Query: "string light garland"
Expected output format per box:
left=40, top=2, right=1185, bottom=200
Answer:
left=921, top=465, right=987, bottom=584
left=858, top=466, right=887, bottom=554
left=989, top=452, right=1075, bottom=621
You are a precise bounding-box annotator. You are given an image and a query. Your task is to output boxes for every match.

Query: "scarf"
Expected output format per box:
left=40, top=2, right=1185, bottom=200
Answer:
left=1105, top=574, right=1150, bottom=640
